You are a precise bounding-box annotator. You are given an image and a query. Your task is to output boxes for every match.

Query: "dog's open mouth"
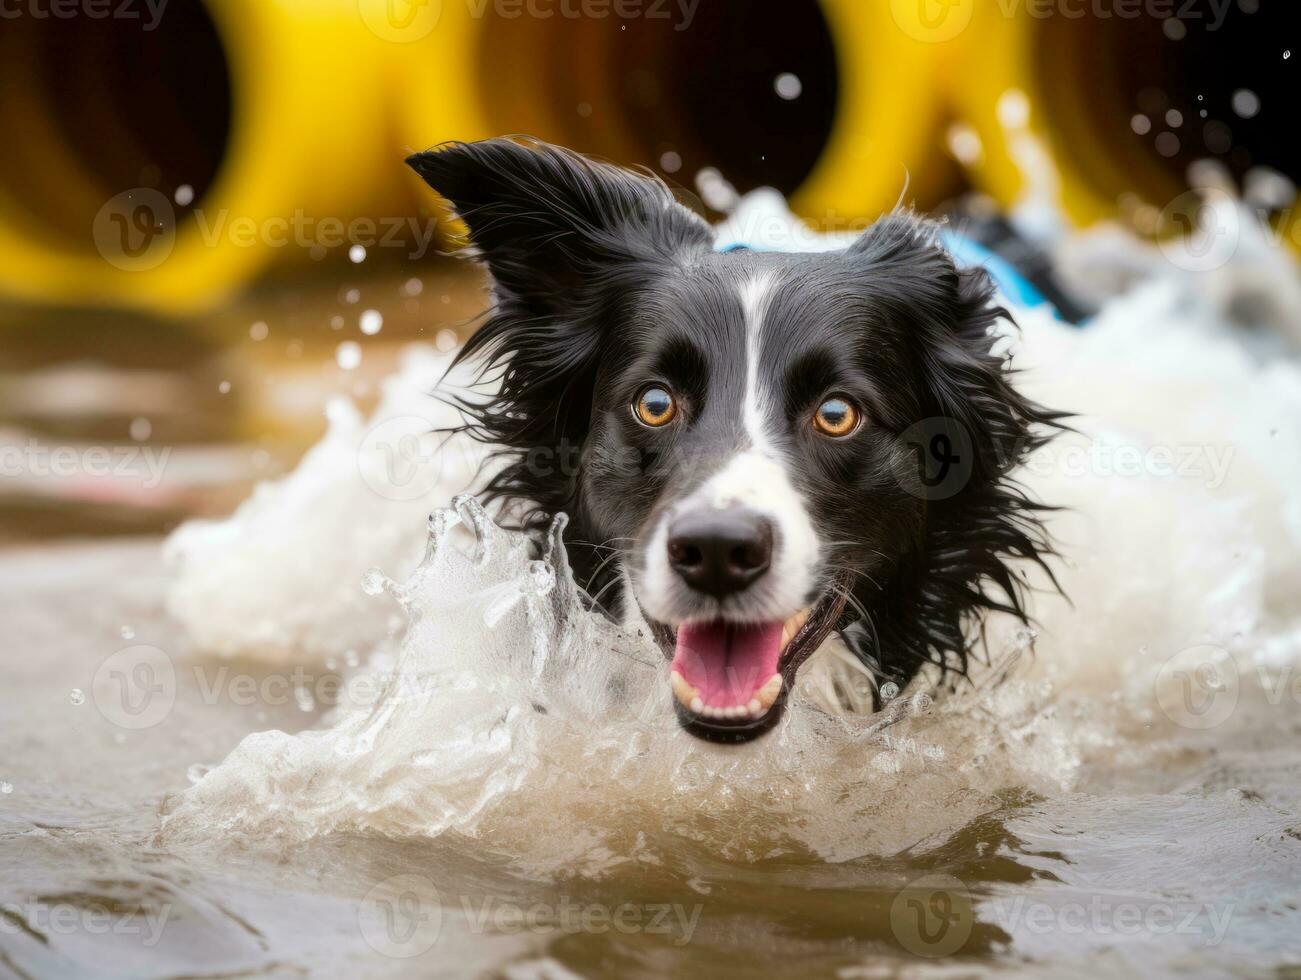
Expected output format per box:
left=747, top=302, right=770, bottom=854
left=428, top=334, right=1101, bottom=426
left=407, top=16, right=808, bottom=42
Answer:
left=665, top=587, right=850, bottom=743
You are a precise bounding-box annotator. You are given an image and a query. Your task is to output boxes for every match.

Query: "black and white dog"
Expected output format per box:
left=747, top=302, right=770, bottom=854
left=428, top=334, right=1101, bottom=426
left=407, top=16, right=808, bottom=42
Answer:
left=408, top=137, right=1062, bottom=743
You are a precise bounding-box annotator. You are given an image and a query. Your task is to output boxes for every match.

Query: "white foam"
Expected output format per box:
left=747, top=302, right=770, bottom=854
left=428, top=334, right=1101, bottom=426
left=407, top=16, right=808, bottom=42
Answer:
left=164, top=345, right=491, bottom=663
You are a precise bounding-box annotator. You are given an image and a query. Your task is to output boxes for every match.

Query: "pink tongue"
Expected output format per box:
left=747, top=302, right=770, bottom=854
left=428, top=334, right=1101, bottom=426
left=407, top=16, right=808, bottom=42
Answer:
left=671, top=622, right=784, bottom=708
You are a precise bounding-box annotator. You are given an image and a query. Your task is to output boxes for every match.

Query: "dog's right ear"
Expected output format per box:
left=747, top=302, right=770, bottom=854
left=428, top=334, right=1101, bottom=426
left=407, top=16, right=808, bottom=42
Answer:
left=406, top=137, right=712, bottom=312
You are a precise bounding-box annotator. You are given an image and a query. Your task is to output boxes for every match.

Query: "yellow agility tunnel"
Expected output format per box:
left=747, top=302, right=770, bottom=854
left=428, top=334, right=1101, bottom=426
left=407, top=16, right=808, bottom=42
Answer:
left=0, top=0, right=959, bottom=314
left=950, top=0, right=1298, bottom=244
left=0, top=0, right=1293, bottom=314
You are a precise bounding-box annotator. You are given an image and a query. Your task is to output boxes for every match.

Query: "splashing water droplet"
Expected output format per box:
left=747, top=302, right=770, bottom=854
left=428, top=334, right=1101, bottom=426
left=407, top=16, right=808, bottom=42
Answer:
left=879, top=682, right=900, bottom=702
left=120, top=625, right=135, bottom=640
left=361, top=568, right=389, bottom=596
left=0, top=782, right=12, bottom=794
left=1231, top=88, right=1261, bottom=120
left=69, top=689, right=85, bottom=706
left=187, top=763, right=211, bottom=784
left=774, top=72, right=802, bottom=100
left=336, top=341, right=362, bottom=371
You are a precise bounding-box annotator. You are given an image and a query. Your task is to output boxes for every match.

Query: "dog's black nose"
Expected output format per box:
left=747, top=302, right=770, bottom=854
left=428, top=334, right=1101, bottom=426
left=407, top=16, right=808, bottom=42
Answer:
left=667, top=508, right=773, bottom=598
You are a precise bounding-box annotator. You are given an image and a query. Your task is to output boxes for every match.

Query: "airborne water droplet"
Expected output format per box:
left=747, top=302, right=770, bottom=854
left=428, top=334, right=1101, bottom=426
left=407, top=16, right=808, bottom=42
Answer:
left=187, top=763, right=211, bottom=784
left=879, top=682, right=900, bottom=701
left=336, top=341, right=362, bottom=371
left=361, top=568, right=389, bottom=596
left=69, top=689, right=85, bottom=706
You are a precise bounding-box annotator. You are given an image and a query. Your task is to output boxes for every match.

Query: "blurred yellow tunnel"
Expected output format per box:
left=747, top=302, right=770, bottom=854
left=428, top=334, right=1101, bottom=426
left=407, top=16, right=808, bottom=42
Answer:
left=0, top=0, right=1293, bottom=314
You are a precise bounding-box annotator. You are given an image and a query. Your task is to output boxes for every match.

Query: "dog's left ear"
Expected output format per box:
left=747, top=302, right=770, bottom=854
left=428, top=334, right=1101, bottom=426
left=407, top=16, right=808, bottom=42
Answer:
left=848, top=213, right=1057, bottom=480
left=407, top=137, right=712, bottom=311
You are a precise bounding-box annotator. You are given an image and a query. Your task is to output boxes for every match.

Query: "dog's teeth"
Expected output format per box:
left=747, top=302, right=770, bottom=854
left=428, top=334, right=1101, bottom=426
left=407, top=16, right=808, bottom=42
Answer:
left=755, top=673, right=784, bottom=710
left=690, top=697, right=704, bottom=714
left=747, top=698, right=763, bottom=717
left=780, top=608, right=811, bottom=650
left=671, top=670, right=701, bottom=710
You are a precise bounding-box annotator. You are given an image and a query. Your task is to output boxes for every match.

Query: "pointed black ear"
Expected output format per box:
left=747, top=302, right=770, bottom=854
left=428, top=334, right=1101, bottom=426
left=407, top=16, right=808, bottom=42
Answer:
left=848, top=210, right=1066, bottom=481
left=406, top=137, right=712, bottom=310
left=847, top=213, right=965, bottom=319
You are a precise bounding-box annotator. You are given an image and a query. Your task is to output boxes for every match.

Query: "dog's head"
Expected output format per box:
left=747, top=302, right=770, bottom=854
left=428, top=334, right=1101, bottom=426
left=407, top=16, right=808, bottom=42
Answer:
left=409, top=138, right=1060, bottom=742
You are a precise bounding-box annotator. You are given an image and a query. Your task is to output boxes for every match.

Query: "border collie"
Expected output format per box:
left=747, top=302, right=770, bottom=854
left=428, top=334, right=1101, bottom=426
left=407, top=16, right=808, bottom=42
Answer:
left=407, top=137, right=1062, bottom=743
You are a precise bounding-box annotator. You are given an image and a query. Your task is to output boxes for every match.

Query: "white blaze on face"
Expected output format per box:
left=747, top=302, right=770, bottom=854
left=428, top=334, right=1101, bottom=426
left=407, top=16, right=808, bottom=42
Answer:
left=639, top=272, right=822, bottom=625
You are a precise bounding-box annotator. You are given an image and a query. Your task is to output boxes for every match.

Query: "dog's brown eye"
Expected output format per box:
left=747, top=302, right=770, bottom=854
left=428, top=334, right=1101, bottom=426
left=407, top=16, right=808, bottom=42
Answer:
left=634, top=386, right=677, bottom=427
left=813, top=397, right=860, bottom=437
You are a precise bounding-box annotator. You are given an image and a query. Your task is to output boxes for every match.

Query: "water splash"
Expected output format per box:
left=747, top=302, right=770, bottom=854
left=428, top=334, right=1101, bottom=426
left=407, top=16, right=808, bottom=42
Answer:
left=162, top=495, right=1071, bottom=868
left=159, top=193, right=1301, bottom=877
